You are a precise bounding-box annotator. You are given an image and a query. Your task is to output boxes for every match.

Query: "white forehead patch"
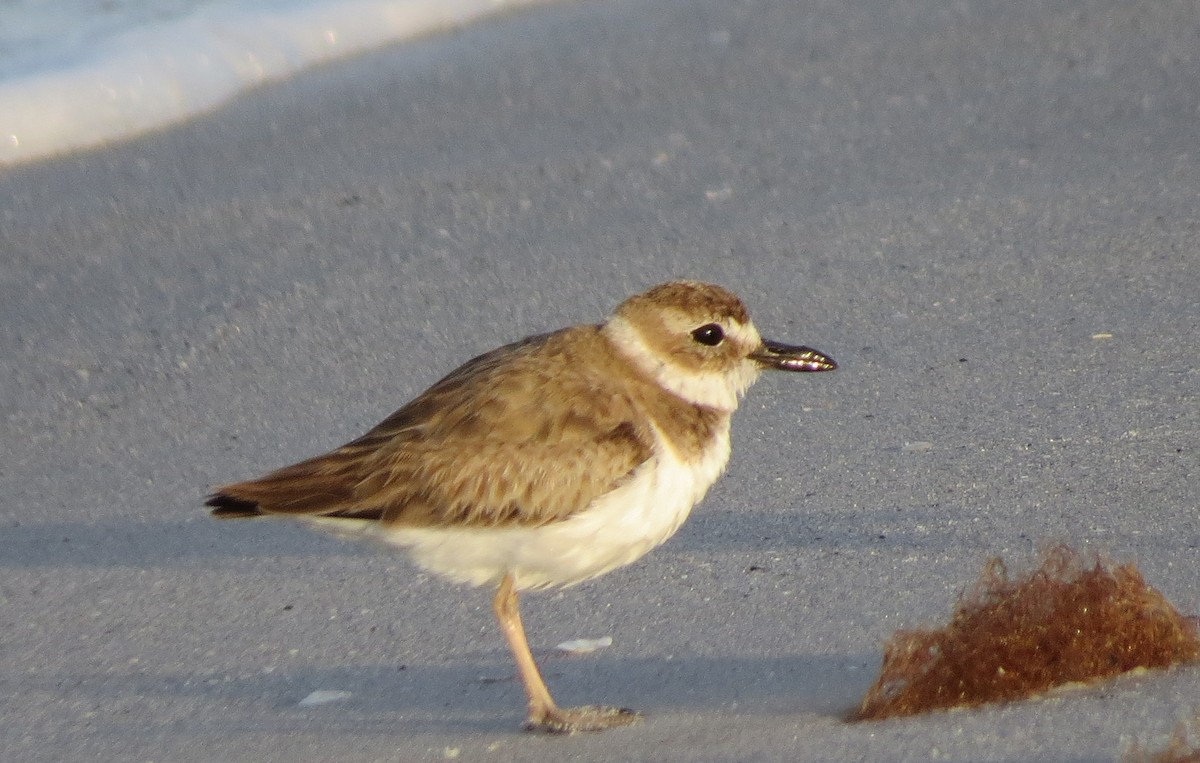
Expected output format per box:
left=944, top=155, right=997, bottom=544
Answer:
left=722, top=318, right=763, bottom=350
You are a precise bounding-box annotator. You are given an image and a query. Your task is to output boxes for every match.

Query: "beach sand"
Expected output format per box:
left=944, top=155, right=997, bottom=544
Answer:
left=2, top=0, right=1198, bottom=760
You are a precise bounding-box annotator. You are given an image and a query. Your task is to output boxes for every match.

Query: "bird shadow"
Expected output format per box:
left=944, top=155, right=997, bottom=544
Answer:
left=0, top=516, right=360, bottom=567
left=34, top=651, right=878, bottom=737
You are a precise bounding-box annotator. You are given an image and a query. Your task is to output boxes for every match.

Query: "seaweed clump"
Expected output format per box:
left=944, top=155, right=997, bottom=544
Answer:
left=855, top=545, right=1200, bottom=721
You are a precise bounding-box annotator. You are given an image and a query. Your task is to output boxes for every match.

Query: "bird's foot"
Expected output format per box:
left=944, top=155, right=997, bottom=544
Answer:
left=523, top=705, right=642, bottom=734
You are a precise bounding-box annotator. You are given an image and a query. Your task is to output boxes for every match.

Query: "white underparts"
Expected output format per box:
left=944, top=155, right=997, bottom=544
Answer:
left=341, top=424, right=733, bottom=590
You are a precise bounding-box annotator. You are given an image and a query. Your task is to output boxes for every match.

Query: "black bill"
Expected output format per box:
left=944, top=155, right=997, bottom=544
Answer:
left=751, top=340, right=837, bottom=372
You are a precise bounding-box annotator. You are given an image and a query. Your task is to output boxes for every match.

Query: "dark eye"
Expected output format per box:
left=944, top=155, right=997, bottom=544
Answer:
left=691, top=323, right=725, bottom=346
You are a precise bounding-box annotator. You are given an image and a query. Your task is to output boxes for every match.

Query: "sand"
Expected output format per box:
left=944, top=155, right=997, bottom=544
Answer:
left=2, top=0, right=1198, bottom=760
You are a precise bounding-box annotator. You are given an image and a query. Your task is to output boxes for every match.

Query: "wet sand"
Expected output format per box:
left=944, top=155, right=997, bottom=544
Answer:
left=2, top=1, right=1198, bottom=760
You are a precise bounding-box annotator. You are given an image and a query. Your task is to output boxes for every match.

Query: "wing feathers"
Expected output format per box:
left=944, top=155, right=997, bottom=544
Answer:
left=207, top=327, right=656, bottom=528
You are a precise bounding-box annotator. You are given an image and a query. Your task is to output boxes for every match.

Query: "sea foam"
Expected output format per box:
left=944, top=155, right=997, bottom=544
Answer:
left=0, top=0, right=552, bottom=166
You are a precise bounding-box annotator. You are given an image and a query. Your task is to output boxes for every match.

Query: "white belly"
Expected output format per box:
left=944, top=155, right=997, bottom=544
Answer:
left=366, top=426, right=731, bottom=590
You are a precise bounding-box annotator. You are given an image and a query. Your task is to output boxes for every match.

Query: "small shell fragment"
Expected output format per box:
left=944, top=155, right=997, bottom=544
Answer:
left=555, top=636, right=613, bottom=654
left=298, top=689, right=353, bottom=707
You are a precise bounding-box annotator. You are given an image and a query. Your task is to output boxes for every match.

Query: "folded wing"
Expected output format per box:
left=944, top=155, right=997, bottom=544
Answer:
left=207, top=328, right=654, bottom=528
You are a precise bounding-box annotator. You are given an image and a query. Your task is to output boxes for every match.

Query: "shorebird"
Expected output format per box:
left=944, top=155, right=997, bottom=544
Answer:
left=207, top=280, right=836, bottom=733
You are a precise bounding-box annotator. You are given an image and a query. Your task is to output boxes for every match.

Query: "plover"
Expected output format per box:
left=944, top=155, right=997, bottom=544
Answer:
left=207, top=280, right=836, bottom=733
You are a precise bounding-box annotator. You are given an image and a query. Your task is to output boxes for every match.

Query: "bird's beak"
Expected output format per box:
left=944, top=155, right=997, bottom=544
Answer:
left=750, top=340, right=837, bottom=372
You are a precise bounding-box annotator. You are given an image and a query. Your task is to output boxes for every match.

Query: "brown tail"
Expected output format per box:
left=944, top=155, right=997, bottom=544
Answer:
left=206, top=450, right=382, bottom=520
left=206, top=493, right=265, bottom=518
